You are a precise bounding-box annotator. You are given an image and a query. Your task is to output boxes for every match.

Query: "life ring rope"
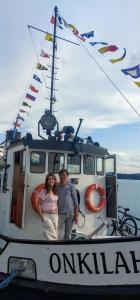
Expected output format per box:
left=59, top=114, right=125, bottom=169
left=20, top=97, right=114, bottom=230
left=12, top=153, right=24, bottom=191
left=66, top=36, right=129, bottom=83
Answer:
left=85, top=183, right=106, bottom=213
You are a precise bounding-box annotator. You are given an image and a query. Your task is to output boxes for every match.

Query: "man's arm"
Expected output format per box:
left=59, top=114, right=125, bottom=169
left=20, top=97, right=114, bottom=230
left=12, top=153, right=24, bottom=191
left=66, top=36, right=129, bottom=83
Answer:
left=71, top=185, right=79, bottom=224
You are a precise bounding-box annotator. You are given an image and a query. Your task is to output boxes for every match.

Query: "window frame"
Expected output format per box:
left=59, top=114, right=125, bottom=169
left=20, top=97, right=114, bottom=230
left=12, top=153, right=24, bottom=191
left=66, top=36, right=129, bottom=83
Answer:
left=30, top=151, right=46, bottom=174
left=83, top=154, right=95, bottom=175
left=67, top=153, right=81, bottom=174
left=96, top=157, right=104, bottom=175
left=48, top=152, right=65, bottom=174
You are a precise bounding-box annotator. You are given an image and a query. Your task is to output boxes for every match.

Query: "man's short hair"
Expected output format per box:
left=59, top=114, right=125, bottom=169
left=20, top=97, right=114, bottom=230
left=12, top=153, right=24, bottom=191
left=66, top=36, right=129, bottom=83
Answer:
left=59, top=169, right=69, bottom=176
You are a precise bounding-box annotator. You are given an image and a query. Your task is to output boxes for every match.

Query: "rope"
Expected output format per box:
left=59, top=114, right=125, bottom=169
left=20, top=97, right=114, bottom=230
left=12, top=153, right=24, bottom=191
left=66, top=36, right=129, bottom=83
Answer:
left=0, top=267, right=25, bottom=289
left=77, top=39, right=140, bottom=118
left=58, top=9, right=140, bottom=119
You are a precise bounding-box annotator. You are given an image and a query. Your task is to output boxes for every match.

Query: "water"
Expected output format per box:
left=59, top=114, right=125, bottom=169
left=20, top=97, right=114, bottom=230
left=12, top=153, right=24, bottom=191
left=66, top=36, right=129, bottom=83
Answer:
left=118, top=179, right=140, bottom=219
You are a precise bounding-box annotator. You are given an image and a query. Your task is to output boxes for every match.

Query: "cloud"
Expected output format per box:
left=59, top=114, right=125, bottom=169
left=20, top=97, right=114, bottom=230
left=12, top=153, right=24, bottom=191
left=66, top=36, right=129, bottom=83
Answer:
left=114, top=150, right=140, bottom=174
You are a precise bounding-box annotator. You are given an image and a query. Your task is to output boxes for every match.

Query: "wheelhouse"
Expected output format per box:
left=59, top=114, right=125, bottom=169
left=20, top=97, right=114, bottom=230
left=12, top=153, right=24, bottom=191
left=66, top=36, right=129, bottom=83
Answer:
left=0, top=136, right=117, bottom=240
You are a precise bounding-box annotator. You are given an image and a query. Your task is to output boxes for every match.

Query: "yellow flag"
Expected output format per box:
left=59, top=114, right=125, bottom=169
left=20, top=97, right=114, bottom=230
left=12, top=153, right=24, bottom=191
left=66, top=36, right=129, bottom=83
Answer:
left=134, top=81, right=140, bottom=87
left=45, top=33, right=54, bottom=42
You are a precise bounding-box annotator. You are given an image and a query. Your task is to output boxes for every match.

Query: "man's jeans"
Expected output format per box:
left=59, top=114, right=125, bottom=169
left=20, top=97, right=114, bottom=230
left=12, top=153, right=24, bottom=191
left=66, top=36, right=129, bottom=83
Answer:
left=58, top=212, right=74, bottom=240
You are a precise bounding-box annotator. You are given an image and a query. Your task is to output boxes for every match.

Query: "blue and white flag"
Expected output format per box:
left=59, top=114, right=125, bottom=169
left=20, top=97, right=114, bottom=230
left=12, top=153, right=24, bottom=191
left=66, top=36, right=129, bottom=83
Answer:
left=80, top=31, right=94, bottom=38
left=121, top=65, right=140, bottom=79
left=33, top=74, right=42, bottom=83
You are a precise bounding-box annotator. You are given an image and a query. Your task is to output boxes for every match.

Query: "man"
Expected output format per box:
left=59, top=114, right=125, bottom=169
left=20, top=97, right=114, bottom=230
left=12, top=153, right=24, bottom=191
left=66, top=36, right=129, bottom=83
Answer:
left=57, top=169, right=78, bottom=240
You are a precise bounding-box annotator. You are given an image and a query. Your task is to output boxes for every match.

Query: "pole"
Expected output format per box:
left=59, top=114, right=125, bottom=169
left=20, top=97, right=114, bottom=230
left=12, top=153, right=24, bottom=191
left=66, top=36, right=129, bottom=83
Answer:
left=50, top=6, right=57, bottom=114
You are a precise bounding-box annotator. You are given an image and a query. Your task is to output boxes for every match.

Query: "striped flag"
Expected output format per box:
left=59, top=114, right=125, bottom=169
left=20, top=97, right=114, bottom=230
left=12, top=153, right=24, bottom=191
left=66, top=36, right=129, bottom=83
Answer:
left=36, top=63, right=48, bottom=71
left=25, top=93, right=36, bottom=101
left=98, top=45, right=119, bottom=54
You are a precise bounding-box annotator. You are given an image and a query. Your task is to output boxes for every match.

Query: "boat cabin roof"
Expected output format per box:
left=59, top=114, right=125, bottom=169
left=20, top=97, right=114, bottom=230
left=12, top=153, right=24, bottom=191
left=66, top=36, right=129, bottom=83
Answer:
left=8, top=138, right=109, bottom=156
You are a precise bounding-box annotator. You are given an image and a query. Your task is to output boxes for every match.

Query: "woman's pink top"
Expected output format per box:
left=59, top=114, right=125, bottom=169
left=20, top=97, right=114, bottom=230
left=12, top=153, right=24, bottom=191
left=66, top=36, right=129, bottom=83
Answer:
left=39, top=190, right=58, bottom=214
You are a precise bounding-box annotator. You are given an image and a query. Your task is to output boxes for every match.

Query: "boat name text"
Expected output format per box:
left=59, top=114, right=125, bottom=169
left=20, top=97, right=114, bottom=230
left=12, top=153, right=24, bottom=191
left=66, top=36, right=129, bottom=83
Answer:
left=49, top=251, right=140, bottom=274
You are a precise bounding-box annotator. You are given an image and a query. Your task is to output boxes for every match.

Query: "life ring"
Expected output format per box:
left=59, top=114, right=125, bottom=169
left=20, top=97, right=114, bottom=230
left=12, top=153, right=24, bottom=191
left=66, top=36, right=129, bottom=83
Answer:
left=85, top=183, right=106, bottom=213
left=31, top=183, right=45, bottom=213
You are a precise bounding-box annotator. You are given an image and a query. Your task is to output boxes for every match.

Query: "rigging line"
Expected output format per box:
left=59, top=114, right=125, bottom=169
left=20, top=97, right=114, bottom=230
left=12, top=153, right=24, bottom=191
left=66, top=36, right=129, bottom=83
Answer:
left=77, top=37, right=140, bottom=118
left=28, top=27, right=48, bottom=89
left=10, top=28, right=48, bottom=130
left=59, top=9, right=140, bottom=119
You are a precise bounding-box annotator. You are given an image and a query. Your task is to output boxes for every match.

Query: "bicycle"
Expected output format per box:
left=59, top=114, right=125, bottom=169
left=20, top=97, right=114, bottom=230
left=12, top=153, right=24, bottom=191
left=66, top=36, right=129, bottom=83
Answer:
left=108, top=206, right=138, bottom=236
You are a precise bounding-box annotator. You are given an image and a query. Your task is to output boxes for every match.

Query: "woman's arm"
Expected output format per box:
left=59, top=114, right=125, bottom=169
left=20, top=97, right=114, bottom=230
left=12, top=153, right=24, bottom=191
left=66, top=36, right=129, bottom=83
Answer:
left=36, top=197, right=44, bottom=221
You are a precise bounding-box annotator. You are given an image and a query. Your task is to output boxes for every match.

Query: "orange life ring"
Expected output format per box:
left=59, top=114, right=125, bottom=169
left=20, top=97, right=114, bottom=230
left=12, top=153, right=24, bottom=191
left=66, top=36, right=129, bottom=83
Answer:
left=31, top=183, right=45, bottom=213
left=85, top=183, right=106, bottom=213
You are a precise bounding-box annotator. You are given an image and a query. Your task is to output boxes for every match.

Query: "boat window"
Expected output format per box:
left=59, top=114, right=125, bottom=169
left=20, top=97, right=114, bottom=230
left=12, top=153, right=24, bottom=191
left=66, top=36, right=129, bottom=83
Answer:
left=105, top=157, right=115, bottom=174
left=67, top=154, right=81, bottom=174
left=30, top=152, right=46, bottom=173
left=83, top=155, right=95, bottom=175
left=20, top=150, right=26, bottom=173
left=48, top=153, right=65, bottom=173
left=96, top=157, right=104, bottom=175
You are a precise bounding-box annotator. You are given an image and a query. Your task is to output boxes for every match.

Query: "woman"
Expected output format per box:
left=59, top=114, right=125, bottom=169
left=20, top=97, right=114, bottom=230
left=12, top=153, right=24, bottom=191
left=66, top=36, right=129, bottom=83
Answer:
left=37, top=173, right=58, bottom=240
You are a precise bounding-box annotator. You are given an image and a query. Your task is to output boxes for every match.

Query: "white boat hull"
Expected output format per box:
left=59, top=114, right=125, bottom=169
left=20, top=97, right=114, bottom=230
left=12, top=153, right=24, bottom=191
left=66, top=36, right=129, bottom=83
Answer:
left=0, top=235, right=140, bottom=295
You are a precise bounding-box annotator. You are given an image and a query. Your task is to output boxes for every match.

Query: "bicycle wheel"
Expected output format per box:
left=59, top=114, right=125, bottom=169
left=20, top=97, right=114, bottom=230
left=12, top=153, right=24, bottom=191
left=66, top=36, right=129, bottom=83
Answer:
left=108, top=220, right=123, bottom=236
left=107, top=220, right=116, bottom=236
left=121, top=217, right=137, bottom=236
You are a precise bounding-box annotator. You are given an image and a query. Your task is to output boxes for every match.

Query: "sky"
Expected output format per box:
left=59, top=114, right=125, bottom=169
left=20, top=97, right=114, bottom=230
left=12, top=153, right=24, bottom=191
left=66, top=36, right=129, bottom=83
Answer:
left=0, top=0, right=140, bottom=173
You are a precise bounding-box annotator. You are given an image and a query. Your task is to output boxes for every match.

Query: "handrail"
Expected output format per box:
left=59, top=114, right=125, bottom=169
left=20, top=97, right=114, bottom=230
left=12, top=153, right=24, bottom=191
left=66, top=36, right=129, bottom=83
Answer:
left=118, top=209, right=140, bottom=222
left=118, top=209, right=140, bottom=231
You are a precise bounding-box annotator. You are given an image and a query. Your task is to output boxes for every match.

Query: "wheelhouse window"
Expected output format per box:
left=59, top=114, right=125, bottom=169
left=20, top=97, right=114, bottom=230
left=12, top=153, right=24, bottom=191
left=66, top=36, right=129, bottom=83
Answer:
left=96, top=157, right=104, bottom=175
left=48, top=152, right=65, bottom=173
left=83, top=155, right=95, bottom=175
left=105, top=157, right=115, bottom=174
left=30, top=152, right=46, bottom=173
left=67, top=154, right=81, bottom=174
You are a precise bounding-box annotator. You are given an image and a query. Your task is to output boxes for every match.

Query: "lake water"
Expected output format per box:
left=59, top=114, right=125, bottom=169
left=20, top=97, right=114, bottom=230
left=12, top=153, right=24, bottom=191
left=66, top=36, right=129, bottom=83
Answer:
left=118, top=179, right=140, bottom=219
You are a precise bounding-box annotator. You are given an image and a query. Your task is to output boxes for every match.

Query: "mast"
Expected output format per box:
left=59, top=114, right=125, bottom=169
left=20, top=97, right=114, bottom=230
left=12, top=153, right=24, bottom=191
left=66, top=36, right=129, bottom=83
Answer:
left=50, top=6, right=57, bottom=114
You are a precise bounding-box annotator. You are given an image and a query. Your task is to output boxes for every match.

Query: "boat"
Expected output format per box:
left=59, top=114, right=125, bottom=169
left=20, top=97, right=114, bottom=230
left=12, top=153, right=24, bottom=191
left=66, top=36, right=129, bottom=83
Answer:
left=0, top=6, right=140, bottom=296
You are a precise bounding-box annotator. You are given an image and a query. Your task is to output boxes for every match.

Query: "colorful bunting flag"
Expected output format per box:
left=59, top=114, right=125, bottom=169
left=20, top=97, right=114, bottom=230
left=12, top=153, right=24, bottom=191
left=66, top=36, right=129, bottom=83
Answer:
left=18, top=115, right=25, bottom=121
left=22, top=102, right=31, bottom=108
left=109, top=48, right=126, bottom=64
left=50, top=16, right=63, bottom=29
left=89, top=42, right=108, bottom=46
left=45, top=33, right=54, bottom=42
left=121, top=65, right=140, bottom=79
left=33, top=74, right=42, bottom=83
left=13, top=123, right=21, bottom=128
left=19, top=109, right=29, bottom=115
left=67, top=24, right=77, bottom=30
left=134, top=81, right=140, bottom=87
left=25, top=93, right=36, bottom=101
left=40, top=50, right=50, bottom=58
left=29, top=84, right=39, bottom=93
left=36, top=63, right=48, bottom=71
left=98, top=45, right=119, bottom=54
left=80, top=31, right=94, bottom=38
